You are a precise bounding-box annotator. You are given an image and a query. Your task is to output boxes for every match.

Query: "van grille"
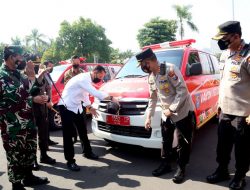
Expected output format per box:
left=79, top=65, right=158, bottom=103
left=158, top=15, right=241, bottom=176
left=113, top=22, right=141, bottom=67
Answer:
left=97, top=121, right=151, bottom=138
left=98, top=100, right=148, bottom=115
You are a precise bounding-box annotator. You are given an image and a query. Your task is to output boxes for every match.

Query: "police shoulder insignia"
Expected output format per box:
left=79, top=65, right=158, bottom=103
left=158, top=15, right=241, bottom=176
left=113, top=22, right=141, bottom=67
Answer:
left=168, top=66, right=178, bottom=80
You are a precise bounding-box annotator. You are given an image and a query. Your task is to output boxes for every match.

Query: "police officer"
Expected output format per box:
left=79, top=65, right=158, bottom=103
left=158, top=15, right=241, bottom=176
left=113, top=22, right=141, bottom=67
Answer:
left=0, top=45, right=49, bottom=190
left=33, top=61, right=56, bottom=165
left=207, top=21, right=250, bottom=190
left=136, top=48, right=195, bottom=184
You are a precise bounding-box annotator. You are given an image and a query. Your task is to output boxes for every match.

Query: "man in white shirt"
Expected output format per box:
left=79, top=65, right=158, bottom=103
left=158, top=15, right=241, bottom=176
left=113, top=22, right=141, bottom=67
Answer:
left=58, top=65, right=118, bottom=171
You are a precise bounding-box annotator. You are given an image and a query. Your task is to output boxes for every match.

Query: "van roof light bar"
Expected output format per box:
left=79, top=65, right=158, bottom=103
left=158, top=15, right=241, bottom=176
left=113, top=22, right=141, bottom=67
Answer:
left=142, top=39, right=196, bottom=50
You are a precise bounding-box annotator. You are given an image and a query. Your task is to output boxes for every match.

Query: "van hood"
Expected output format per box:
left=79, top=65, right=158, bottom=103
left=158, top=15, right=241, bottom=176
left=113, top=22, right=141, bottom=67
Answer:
left=100, top=77, right=149, bottom=99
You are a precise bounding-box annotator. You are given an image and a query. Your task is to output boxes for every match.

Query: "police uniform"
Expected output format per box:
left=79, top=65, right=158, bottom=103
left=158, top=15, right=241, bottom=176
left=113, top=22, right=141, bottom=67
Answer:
left=0, top=45, right=51, bottom=190
left=136, top=48, right=195, bottom=183
left=32, top=68, right=56, bottom=164
left=207, top=21, right=250, bottom=189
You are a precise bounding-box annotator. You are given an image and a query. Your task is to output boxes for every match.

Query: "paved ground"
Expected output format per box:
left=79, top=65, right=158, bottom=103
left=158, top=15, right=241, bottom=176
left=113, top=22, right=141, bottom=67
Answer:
left=0, top=119, right=249, bottom=190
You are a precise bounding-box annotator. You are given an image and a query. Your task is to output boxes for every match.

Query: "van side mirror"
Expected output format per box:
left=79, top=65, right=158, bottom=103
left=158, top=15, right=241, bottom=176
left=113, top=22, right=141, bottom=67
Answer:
left=187, top=62, right=202, bottom=76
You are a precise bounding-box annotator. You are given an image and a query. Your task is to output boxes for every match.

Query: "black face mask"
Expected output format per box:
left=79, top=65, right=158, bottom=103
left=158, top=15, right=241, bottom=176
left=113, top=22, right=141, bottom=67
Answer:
left=72, top=64, right=80, bottom=69
left=92, top=77, right=101, bottom=83
left=16, top=60, right=27, bottom=70
left=218, top=39, right=231, bottom=50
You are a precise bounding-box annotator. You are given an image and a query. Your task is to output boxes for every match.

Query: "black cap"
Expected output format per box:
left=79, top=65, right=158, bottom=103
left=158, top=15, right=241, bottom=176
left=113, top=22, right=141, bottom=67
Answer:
left=135, top=48, right=155, bottom=63
left=212, top=21, right=241, bottom=40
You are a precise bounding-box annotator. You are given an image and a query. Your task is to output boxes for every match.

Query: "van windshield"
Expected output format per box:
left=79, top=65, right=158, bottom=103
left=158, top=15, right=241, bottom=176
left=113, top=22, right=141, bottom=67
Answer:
left=116, top=49, right=184, bottom=79
left=50, top=64, right=69, bottom=82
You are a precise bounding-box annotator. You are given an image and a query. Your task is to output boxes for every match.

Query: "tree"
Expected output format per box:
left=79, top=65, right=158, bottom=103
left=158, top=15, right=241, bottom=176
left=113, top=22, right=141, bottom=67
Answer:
left=0, top=43, right=5, bottom=65
left=25, top=29, right=48, bottom=54
left=172, top=5, right=198, bottom=40
left=11, top=36, right=22, bottom=46
left=53, top=17, right=112, bottom=63
left=110, top=48, right=134, bottom=64
left=137, top=17, right=177, bottom=48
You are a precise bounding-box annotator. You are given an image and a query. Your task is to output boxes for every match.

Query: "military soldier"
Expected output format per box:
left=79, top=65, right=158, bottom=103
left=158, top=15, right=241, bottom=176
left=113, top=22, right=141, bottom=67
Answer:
left=136, top=48, right=195, bottom=184
left=64, top=55, right=84, bottom=85
left=207, top=21, right=250, bottom=190
left=0, top=45, right=49, bottom=190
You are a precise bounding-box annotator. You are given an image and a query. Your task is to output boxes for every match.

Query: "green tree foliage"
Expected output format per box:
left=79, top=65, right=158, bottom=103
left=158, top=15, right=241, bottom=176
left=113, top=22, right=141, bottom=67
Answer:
left=25, top=28, right=49, bottom=55
left=137, top=17, right=177, bottom=48
left=172, top=5, right=198, bottom=40
left=11, top=36, right=22, bottom=46
left=110, top=48, right=134, bottom=64
left=0, top=43, right=5, bottom=65
left=53, top=17, right=112, bottom=63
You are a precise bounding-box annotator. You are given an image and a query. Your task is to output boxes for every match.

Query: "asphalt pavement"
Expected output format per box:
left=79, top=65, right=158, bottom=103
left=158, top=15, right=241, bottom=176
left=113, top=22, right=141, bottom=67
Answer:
left=0, top=119, right=249, bottom=190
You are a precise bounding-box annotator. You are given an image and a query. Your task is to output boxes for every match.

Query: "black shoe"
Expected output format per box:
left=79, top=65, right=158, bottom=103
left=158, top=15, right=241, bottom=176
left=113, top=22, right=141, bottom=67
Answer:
left=40, top=156, right=56, bottom=165
left=73, top=137, right=78, bottom=144
left=67, top=162, right=80, bottom=171
left=48, top=139, right=58, bottom=146
left=229, top=177, right=246, bottom=190
left=23, top=175, right=49, bottom=186
left=12, top=182, right=26, bottom=190
left=152, top=162, right=172, bottom=177
left=84, top=152, right=99, bottom=160
left=206, top=168, right=230, bottom=184
left=172, top=167, right=185, bottom=184
left=32, top=160, right=40, bottom=171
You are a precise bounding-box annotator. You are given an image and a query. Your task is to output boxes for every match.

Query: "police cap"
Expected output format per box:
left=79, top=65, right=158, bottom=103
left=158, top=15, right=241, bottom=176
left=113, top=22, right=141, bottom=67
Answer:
left=212, top=21, right=241, bottom=40
left=135, top=48, right=155, bottom=63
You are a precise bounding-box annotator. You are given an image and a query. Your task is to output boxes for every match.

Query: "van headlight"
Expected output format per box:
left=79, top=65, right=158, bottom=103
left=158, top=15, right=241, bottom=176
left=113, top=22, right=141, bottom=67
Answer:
left=154, top=130, right=162, bottom=138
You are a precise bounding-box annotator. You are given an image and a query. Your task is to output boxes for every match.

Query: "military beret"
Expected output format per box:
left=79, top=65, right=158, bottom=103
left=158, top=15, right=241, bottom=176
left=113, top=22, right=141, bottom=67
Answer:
left=135, top=48, right=155, bottom=63
left=212, top=21, right=241, bottom=40
left=4, top=45, right=23, bottom=57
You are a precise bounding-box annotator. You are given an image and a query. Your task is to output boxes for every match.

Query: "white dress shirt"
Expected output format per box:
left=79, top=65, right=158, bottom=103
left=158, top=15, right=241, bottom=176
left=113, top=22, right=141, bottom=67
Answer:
left=58, top=72, right=108, bottom=114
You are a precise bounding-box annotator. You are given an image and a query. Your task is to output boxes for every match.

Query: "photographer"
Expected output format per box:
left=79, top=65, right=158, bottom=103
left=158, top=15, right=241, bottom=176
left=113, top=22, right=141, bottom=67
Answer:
left=136, top=48, right=195, bottom=184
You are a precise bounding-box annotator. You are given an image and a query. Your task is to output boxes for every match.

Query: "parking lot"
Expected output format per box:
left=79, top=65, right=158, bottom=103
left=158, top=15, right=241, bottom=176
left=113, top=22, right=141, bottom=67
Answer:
left=0, top=118, right=249, bottom=190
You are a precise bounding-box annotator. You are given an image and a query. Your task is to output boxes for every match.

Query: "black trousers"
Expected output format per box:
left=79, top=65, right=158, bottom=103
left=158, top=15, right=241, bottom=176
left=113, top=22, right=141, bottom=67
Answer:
left=33, top=103, right=49, bottom=156
left=59, top=105, right=92, bottom=164
left=161, top=111, right=194, bottom=169
left=216, top=113, right=250, bottom=178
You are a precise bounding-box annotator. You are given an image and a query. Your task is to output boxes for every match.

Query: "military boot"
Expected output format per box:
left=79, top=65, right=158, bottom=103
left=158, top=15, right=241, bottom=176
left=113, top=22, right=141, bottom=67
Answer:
left=172, top=166, right=185, bottom=184
left=12, top=182, right=26, bottom=190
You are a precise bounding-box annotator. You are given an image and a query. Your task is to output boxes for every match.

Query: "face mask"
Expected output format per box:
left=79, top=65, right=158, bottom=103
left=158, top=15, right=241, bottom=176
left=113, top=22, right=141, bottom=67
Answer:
left=92, top=77, right=101, bottom=83
left=72, top=64, right=79, bottom=69
left=218, top=39, right=231, bottom=50
left=16, top=60, right=27, bottom=70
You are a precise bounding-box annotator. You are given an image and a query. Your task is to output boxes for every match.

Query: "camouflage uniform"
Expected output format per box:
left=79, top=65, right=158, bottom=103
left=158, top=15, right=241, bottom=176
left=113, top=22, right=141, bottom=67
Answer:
left=0, top=64, right=37, bottom=183
left=64, top=67, right=84, bottom=85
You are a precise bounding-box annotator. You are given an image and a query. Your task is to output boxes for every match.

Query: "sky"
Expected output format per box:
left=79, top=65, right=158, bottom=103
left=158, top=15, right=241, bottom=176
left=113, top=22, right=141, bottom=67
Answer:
left=0, top=0, right=249, bottom=53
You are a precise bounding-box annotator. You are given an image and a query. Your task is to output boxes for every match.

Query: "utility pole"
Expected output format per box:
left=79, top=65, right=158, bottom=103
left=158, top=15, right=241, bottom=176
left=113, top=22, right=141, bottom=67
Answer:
left=232, top=0, right=235, bottom=20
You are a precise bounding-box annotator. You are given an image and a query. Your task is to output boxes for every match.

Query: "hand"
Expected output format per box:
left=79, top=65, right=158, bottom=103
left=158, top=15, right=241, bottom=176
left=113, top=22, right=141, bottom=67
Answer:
left=89, top=107, right=99, bottom=118
left=145, top=117, right=151, bottom=131
left=33, top=95, right=48, bottom=104
left=46, top=102, right=53, bottom=109
left=111, top=97, right=120, bottom=105
left=246, top=115, right=250, bottom=125
left=217, top=107, right=221, bottom=116
left=163, top=109, right=173, bottom=117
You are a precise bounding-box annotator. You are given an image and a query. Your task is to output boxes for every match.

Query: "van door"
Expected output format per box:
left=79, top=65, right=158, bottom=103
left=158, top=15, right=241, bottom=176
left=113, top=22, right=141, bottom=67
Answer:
left=184, top=51, right=220, bottom=128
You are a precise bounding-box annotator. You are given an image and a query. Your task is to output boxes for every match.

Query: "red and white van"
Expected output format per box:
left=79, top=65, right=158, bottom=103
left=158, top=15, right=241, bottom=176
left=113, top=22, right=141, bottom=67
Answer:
left=91, top=39, right=220, bottom=149
left=49, top=63, right=122, bottom=129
